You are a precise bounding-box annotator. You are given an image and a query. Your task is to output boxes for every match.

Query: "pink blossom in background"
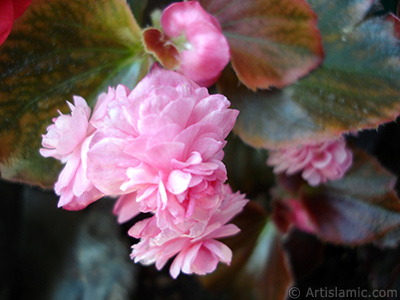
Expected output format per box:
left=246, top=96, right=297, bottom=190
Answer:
left=266, top=136, right=353, bottom=186
left=40, top=96, right=103, bottom=210
left=129, top=185, right=248, bottom=278
left=160, top=1, right=230, bottom=87
left=0, top=0, right=32, bottom=46
left=87, top=65, right=239, bottom=230
left=273, top=198, right=316, bottom=234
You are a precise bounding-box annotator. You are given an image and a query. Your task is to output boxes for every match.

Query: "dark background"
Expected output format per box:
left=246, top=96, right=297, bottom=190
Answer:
left=2, top=0, right=400, bottom=299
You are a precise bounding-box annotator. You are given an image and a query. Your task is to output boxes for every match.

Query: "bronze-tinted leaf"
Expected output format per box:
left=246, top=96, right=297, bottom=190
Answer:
left=0, top=0, right=148, bottom=187
left=226, top=0, right=400, bottom=149
left=243, top=222, right=293, bottom=300
left=219, top=73, right=329, bottom=149
left=299, top=150, right=400, bottom=245
left=200, top=0, right=324, bottom=90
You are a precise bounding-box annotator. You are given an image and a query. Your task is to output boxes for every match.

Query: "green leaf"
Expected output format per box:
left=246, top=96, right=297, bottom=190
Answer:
left=127, top=0, right=149, bottom=26
left=242, top=221, right=293, bottom=300
left=283, top=231, right=324, bottom=281
left=223, top=133, right=274, bottom=198
left=200, top=0, right=324, bottom=90
left=0, top=0, right=149, bottom=187
left=225, top=0, right=400, bottom=149
left=298, top=150, right=400, bottom=245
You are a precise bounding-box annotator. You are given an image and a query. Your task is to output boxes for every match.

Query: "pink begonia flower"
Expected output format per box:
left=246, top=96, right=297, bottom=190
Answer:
left=113, top=192, right=140, bottom=224
left=129, top=185, right=248, bottom=278
left=87, top=65, right=239, bottom=230
left=267, top=136, right=353, bottom=186
left=160, top=1, right=230, bottom=87
left=40, top=96, right=103, bottom=210
left=0, top=0, right=32, bottom=46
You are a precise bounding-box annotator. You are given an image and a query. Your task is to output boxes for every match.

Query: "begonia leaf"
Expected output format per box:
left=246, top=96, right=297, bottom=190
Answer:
left=222, top=0, right=400, bottom=149
left=223, top=134, right=274, bottom=198
left=364, top=245, right=400, bottom=291
left=0, top=0, right=149, bottom=187
left=127, top=0, right=148, bottom=26
left=398, top=0, right=400, bottom=16
left=283, top=230, right=324, bottom=281
left=199, top=0, right=324, bottom=90
left=299, top=150, right=400, bottom=245
left=239, top=222, right=293, bottom=300
left=142, top=28, right=180, bottom=70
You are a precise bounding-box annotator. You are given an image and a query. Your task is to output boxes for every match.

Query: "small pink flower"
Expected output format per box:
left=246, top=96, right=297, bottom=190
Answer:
left=267, top=136, right=353, bottom=186
left=129, top=185, right=248, bottom=278
left=160, top=1, right=230, bottom=87
left=87, top=65, right=238, bottom=229
left=40, top=96, right=102, bottom=210
left=0, top=0, right=32, bottom=46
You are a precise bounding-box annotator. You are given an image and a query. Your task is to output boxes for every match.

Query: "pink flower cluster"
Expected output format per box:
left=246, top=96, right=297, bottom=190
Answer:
left=40, top=65, right=247, bottom=277
left=160, top=1, right=230, bottom=87
left=266, top=136, right=353, bottom=186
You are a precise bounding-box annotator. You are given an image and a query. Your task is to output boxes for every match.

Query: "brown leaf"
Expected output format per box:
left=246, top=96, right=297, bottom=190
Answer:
left=299, top=150, right=400, bottom=245
left=225, top=0, right=400, bottom=149
left=200, top=0, right=324, bottom=90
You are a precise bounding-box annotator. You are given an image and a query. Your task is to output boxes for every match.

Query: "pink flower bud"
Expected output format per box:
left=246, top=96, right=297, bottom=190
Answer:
left=160, top=1, right=230, bottom=87
left=267, top=136, right=353, bottom=186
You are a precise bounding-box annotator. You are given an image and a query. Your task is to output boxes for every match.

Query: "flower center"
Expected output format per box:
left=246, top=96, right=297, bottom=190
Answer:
left=173, top=34, right=193, bottom=52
